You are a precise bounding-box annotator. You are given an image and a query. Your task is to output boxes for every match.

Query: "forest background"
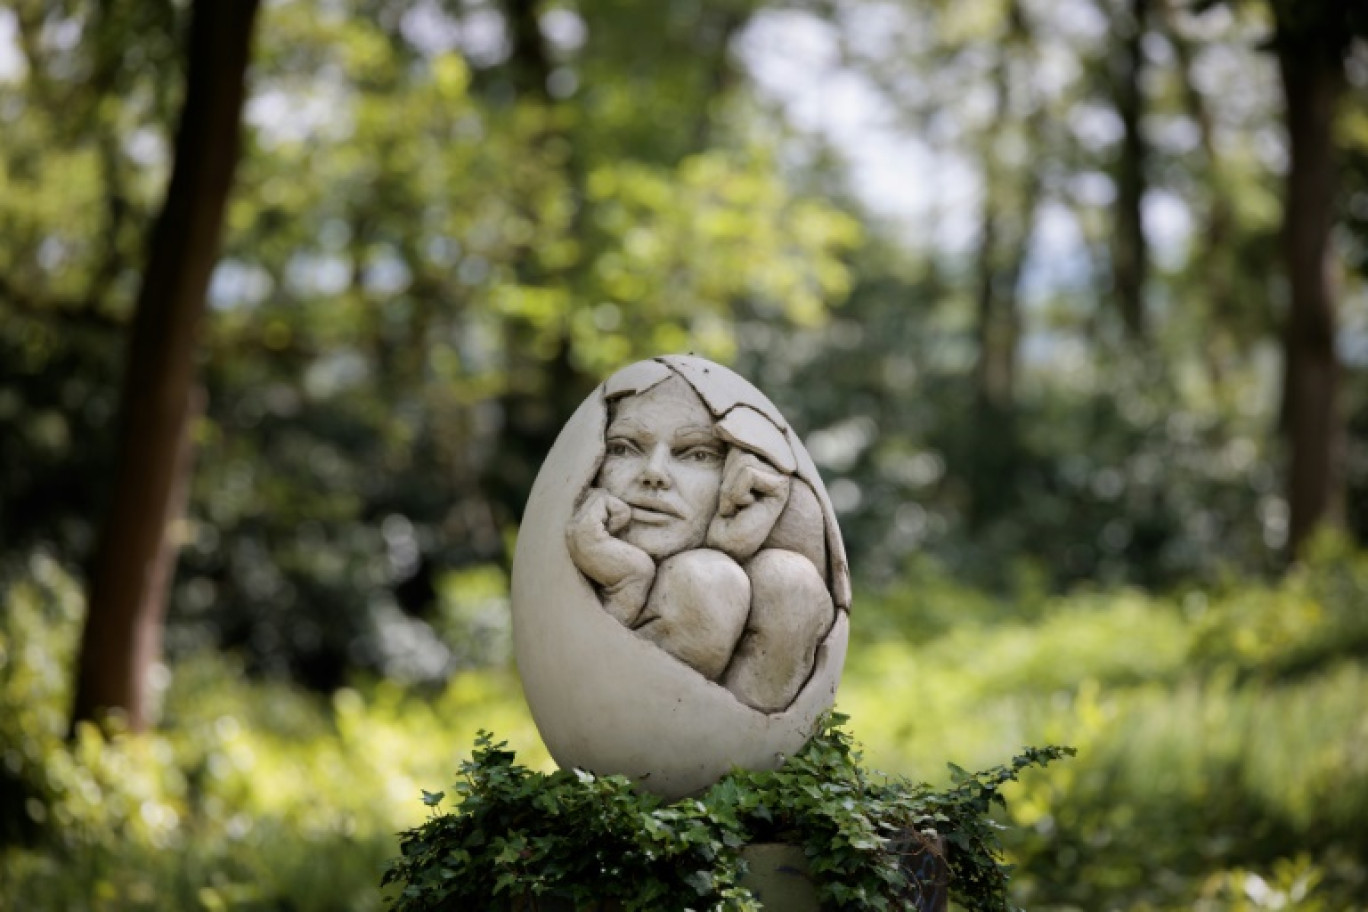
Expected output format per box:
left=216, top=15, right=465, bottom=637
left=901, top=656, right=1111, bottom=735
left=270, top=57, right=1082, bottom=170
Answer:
left=3, top=0, right=1368, bottom=909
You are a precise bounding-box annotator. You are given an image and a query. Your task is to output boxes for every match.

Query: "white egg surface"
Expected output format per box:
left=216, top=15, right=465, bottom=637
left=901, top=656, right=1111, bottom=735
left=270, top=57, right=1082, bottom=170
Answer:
left=511, top=355, right=850, bottom=800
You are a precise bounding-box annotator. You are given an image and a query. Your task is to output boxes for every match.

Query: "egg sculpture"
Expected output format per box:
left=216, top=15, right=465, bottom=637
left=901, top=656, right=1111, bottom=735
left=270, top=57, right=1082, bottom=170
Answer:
left=511, top=355, right=851, bottom=800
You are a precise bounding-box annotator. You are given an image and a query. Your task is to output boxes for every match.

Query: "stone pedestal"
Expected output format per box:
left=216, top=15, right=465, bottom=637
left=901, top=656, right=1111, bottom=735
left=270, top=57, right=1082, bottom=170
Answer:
left=738, top=841, right=948, bottom=912
left=737, top=843, right=821, bottom=911
left=511, top=839, right=948, bottom=912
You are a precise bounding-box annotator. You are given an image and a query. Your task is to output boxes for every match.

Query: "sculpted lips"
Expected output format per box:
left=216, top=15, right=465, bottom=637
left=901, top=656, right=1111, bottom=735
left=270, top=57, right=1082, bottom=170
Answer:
left=627, top=499, right=684, bottom=523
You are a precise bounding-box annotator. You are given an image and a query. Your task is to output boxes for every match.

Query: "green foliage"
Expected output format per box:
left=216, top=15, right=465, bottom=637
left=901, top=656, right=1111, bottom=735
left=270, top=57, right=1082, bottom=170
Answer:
left=385, top=733, right=757, bottom=912
left=6, top=552, right=1368, bottom=909
left=2, top=0, right=1362, bottom=695
left=383, top=718, right=1073, bottom=912
left=0, top=556, right=542, bottom=911
left=1, top=0, right=860, bottom=686
left=4, top=7, right=1368, bottom=911
left=1188, top=533, right=1368, bottom=680
left=720, top=722, right=1073, bottom=912
left=840, top=546, right=1368, bottom=911
left=743, top=259, right=1284, bottom=592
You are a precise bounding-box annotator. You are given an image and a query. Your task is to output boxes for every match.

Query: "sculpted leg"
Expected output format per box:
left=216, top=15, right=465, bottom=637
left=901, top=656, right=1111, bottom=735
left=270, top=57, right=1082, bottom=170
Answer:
left=633, top=549, right=750, bottom=680
left=721, top=549, right=834, bottom=713
left=762, top=479, right=828, bottom=584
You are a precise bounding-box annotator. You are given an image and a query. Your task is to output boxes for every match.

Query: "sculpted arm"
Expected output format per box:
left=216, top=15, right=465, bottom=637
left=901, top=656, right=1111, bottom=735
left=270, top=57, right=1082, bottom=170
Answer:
left=566, top=488, right=656, bottom=625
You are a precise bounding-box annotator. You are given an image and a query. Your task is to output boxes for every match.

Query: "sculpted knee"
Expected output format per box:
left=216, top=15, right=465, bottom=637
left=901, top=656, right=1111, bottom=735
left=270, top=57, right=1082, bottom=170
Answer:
left=721, top=548, right=834, bottom=713
left=634, top=549, right=750, bottom=680
left=747, top=549, right=833, bottom=634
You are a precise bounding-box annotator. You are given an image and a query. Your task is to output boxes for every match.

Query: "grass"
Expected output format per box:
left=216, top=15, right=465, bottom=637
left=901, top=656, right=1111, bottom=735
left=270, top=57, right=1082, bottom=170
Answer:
left=3, top=548, right=1367, bottom=910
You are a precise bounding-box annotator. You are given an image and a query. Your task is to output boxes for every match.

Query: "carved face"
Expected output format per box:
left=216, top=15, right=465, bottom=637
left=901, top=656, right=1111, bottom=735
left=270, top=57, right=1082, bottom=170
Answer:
left=597, top=375, right=724, bottom=560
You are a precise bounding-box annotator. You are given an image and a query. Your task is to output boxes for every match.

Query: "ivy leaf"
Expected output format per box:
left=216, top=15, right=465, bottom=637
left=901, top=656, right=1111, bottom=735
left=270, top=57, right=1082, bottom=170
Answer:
left=683, top=870, right=714, bottom=895
left=384, top=719, right=1073, bottom=912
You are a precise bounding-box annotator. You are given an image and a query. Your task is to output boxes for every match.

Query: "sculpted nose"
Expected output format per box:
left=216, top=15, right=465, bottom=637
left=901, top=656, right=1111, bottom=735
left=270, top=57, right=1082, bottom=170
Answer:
left=640, top=444, right=672, bottom=489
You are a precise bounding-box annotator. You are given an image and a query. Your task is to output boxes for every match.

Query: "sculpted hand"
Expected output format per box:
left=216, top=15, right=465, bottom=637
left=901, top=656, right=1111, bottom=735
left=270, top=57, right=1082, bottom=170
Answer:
left=706, top=449, right=791, bottom=562
left=566, top=488, right=655, bottom=625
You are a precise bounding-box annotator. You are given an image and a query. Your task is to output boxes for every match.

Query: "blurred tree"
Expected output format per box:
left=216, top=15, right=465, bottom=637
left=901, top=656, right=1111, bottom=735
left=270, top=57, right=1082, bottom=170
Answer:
left=1269, top=0, right=1364, bottom=556
left=1108, top=0, right=1150, bottom=339
left=161, top=0, right=856, bottom=686
left=739, top=0, right=1300, bottom=588
left=11, top=0, right=1368, bottom=700
left=72, top=0, right=260, bottom=730
left=966, top=0, right=1046, bottom=529
left=482, top=0, right=767, bottom=540
left=0, top=0, right=182, bottom=575
left=0, top=0, right=856, bottom=690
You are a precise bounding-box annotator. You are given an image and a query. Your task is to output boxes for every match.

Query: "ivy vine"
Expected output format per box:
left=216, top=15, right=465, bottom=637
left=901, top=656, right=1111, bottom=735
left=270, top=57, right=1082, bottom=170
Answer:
left=383, top=715, right=1073, bottom=911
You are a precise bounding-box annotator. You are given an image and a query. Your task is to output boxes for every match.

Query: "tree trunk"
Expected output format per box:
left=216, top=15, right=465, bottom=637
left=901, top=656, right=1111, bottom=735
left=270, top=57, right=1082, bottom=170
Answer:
left=72, top=0, right=260, bottom=731
left=974, top=204, right=1013, bottom=414
left=692, top=9, right=745, bottom=150
left=506, top=0, right=551, bottom=101
left=968, top=0, right=1042, bottom=529
left=1275, top=10, right=1346, bottom=558
left=1111, top=0, right=1149, bottom=340
left=1157, top=0, right=1237, bottom=388
left=972, top=5, right=1028, bottom=417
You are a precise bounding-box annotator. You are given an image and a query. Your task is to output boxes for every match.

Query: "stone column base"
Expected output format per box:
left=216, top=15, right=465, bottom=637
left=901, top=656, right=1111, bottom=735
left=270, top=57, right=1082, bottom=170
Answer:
left=512, top=837, right=948, bottom=911
left=739, top=838, right=948, bottom=912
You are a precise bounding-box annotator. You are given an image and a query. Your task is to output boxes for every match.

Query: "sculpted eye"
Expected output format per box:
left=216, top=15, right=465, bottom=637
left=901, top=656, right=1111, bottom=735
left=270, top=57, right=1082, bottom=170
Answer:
left=680, top=446, right=722, bottom=464
left=606, top=439, right=640, bottom=458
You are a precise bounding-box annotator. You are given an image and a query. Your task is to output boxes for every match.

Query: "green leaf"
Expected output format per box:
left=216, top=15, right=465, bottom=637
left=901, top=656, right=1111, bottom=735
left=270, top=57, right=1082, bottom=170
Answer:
left=383, top=718, right=1072, bottom=911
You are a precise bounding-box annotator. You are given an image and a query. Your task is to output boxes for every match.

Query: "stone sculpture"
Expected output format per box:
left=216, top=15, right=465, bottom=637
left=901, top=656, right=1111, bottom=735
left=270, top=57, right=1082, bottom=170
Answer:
left=511, top=355, right=850, bottom=799
left=567, top=371, right=834, bottom=712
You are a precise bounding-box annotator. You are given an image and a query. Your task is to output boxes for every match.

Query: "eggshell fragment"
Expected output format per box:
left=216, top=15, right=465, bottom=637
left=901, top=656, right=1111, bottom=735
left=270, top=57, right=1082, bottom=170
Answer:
left=716, top=406, right=797, bottom=475
left=658, top=355, right=789, bottom=430
left=788, top=425, right=852, bottom=610
left=603, top=358, right=673, bottom=401
left=511, top=357, right=850, bottom=800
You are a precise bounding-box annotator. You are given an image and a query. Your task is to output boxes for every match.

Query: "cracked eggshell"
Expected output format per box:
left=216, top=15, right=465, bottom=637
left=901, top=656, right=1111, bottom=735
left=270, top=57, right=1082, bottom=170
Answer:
left=511, top=357, right=850, bottom=801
